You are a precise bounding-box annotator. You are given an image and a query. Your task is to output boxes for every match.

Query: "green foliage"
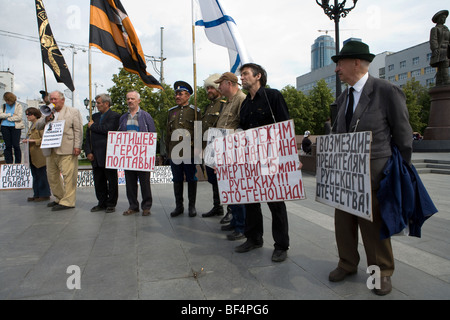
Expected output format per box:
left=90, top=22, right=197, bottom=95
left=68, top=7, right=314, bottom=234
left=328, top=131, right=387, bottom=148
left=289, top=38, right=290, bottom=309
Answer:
left=108, top=68, right=431, bottom=141
left=281, top=79, right=333, bottom=135
left=402, top=78, right=430, bottom=134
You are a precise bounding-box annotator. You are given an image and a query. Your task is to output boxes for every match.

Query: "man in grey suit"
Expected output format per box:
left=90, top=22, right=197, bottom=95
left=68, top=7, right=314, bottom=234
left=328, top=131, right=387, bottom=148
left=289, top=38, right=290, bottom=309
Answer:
left=328, top=41, right=413, bottom=295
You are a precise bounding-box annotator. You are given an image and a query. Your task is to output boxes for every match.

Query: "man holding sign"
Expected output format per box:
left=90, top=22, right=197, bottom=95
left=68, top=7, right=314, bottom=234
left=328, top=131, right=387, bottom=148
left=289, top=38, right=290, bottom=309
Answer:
left=118, top=91, right=156, bottom=217
left=329, top=41, right=412, bottom=295
left=236, top=63, right=296, bottom=262
left=36, top=91, right=83, bottom=211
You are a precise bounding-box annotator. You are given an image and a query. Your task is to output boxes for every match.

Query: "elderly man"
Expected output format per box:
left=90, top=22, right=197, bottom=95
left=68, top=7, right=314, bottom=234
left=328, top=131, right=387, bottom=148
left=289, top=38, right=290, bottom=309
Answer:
left=201, top=73, right=226, bottom=219
left=36, top=90, right=83, bottom=211
left=166, top=81, right=201, bottom=217
left=329, top=41, right=413, bottom=295
left=118, top=90, right=156, bottom=216
left=84, top=93, right=121, bottom=213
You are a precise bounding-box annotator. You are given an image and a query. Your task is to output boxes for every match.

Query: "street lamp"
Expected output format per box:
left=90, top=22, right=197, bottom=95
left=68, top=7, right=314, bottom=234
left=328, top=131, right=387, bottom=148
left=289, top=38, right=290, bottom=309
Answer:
left=316, top=0, right=358, bottom=98
left=61, top=44, right=87, bottom=107
left=84, top=98, right=95, bottom=111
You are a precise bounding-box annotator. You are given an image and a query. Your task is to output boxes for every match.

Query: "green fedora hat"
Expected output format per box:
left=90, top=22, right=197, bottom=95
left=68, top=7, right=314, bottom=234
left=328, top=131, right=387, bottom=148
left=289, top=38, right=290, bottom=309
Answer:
left=331, top=41, right=375, bottom=63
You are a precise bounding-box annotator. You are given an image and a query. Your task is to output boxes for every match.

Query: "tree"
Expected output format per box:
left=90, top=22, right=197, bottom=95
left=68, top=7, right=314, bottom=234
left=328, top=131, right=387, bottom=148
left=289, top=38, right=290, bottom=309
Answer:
left=402, top=78, right=430, bottom=134
left=307, top=79, right=334, bottom=135
left=281, top=85, right=312, bottom=135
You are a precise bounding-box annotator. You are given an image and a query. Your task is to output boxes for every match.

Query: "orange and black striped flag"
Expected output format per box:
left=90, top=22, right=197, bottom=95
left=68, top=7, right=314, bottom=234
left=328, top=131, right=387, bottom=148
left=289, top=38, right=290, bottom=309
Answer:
left=35, top=0, right=75, bottom=91
left=89, top=0, right=162, bottom=90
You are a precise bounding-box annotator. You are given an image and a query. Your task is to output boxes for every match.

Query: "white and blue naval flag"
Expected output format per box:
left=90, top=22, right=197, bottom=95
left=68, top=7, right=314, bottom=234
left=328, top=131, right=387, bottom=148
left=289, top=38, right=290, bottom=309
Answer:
left=195, top=0, right=252, bottom=73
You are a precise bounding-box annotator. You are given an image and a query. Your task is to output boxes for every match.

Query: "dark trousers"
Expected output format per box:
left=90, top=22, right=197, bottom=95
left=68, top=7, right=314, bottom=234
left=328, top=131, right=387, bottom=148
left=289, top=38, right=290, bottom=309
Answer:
left=93, top=166, right=118, bottom=208
left=1, top=126, right=22, bottom=164
left=244, top=201, right=289, bottom=250
left=125, top=170, right=152, bottom=211
left=30, top=162, right=51, bottom=198
left=170, top=159, right=197, bottom=183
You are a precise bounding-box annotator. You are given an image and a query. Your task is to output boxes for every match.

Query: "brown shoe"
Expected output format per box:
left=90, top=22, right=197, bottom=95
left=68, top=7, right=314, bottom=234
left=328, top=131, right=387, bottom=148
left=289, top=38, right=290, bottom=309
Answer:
left=328, top=267, right=357, bottom=282
left=27, top=197, right=35, bottom=202
left=34, top=197, right=51, bottom=202
left=123, top=209, right=139, bottom=216
left=373, top=276, right=392, bottom=296
left=142, top=209, right=151, bottom=216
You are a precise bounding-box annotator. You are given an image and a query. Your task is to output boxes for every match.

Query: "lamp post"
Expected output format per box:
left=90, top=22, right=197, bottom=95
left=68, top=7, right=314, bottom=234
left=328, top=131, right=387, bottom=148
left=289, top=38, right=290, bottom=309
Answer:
left=61, top=44, right=87, bottom=107
left=315, top=0, right=358, bottom=99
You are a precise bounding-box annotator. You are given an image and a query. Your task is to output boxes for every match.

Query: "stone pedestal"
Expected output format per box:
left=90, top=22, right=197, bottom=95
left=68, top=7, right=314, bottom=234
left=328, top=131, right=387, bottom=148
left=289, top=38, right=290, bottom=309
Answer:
left=424, top=85, right=450, bottom=140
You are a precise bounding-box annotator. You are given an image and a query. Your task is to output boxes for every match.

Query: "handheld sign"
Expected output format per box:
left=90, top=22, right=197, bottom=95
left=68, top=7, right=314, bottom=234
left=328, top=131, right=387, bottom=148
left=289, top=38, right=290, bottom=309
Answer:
left=214, top=120, right=305, bottom=205
left=315, top=131, right=372, bottom=221
left=41, top=120, right=65, bottom=148
left=106, top=131, right=157, bottom=172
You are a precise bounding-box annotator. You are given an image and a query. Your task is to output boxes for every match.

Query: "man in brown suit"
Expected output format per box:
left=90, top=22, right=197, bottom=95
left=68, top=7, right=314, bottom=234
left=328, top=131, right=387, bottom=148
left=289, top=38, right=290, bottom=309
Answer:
left=329, top=41, right=413, bottom=295
left=36, top=91, right=83, bottom=211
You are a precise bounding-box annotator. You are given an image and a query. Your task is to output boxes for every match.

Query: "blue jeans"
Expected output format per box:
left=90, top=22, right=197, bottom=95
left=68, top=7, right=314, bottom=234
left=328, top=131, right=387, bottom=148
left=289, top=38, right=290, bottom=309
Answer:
left=1, top=126, right=22, bottom=164
left=229, top=204, right=246, bottom=233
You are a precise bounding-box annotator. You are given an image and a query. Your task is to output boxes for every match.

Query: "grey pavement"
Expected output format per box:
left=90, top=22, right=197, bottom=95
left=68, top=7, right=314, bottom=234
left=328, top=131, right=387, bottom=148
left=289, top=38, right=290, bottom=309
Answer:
left=1, top=153, right=449, bottom=300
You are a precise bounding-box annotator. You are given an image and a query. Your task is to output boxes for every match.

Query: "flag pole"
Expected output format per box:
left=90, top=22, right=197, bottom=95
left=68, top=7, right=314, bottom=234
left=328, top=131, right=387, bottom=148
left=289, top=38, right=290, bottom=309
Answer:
left=191, top=0, right=197, bottom=121
left=89, top=47, right=93, bottom=121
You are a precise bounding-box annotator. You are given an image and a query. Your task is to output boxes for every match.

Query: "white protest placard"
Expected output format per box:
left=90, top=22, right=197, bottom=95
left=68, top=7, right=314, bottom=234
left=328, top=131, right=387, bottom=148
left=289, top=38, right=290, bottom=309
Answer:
left=0, top=164, right=33, bottom=189
left=214, top=120, right=306, bottom=205
left=41, top=120, right=65, bottom=148
left=106, top=131, right=157, bottom=171
left=315, top=131, right=372, bottom=221
left=204, top=127, right=233, bottom=168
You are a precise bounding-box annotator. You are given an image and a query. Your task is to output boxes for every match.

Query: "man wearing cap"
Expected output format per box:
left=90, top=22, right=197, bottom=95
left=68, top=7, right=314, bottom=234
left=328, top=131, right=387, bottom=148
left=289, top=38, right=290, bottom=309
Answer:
left=201, top=74, right=226, bottom=219
left=430, top=10, right=449, bottom=86
left=301, top=130, right=312, bottom=155
left=214, top=72, right=247, bottom=240
left=329, top=41, right=413, bottom=295
left=167, top=81, right=201, bottom=217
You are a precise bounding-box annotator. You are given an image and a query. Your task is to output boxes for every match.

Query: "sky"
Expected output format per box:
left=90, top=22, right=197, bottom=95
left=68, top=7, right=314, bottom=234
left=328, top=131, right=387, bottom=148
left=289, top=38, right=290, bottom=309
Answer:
left=0, top=0, right=445, bottom=122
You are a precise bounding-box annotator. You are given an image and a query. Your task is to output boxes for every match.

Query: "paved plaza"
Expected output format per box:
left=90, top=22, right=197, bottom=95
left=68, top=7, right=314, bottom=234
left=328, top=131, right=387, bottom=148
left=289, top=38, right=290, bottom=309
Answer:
left=0, top=153, right=449, bottom=300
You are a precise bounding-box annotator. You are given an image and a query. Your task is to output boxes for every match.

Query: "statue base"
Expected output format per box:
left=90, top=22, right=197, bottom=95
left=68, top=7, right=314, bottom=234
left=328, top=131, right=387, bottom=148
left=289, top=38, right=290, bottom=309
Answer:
left=424, top=85, right=450, bottom=140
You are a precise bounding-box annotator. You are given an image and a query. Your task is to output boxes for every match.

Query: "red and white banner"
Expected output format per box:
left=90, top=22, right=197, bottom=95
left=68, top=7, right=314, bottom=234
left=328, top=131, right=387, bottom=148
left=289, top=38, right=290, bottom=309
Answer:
left=214, top=120, right=305, bottom=204
left=106, top=131, right=157, bottom=171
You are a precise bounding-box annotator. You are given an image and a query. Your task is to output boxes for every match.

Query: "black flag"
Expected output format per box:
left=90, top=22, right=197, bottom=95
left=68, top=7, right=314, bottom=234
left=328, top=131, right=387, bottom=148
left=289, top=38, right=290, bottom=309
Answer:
left=35, top=0, right=75, bottom=91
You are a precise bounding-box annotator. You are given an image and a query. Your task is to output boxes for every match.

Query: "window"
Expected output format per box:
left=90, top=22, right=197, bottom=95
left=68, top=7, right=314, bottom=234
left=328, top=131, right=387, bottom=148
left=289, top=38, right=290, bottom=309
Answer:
left=388, top=64, right=394, bottom=71
left=400, top=60, right=406, bottom=68
left=412, top=57, right=419, bottom=65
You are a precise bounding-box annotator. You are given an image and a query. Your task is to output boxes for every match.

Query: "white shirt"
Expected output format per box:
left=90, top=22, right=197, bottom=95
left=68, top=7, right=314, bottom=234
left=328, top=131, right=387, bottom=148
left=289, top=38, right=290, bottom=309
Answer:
left=347, top=72, right=369, bottom=113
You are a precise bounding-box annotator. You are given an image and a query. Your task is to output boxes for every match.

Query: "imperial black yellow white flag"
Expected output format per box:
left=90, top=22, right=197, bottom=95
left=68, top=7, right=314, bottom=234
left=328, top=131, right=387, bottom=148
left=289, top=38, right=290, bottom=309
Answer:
left=35, top=0, right=75, bottom=91
left=89, top=0, right=162, bottom=90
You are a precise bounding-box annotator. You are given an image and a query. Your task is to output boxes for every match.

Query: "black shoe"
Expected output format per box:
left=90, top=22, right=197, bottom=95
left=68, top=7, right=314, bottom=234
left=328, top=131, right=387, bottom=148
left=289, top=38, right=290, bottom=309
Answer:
left=227, top=231, right=245, bottom=241
left=170, top=207, right=184, bottom=217
left=52, top=204, right=74, bottom=211
left=90, top=205, right=105, bottom=212
left=271, top=249, right=287, bottom=262
left=47, top=201, right=58, bottom=207
left=202, top=206, right=223, bottom=217
left=221, top=224, right=234, bottom=231
left=220, top=209, right=232, bottom=224
left=235, top=239, right=263, bottom=253
left=188, top=207, right=197, bottom=217
left=105, top=207, right=116, bottom=213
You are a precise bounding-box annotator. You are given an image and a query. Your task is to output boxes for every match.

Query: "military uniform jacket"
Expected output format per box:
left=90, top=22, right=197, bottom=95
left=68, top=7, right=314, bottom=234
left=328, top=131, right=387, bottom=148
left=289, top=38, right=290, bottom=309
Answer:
left=166, top=104, right=201, bottom=159
left=202, top=97, right=225, bottom=132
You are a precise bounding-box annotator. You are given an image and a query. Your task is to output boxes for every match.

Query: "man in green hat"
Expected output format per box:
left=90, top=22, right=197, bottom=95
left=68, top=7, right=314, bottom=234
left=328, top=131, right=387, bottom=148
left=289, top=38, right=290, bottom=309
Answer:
left=329, top=41, right=413, bottom=296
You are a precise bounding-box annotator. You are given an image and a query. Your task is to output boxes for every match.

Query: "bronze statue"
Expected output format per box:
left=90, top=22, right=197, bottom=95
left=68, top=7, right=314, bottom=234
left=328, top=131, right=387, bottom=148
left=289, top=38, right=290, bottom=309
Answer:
left=430, top=10, right=450, bottom=86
